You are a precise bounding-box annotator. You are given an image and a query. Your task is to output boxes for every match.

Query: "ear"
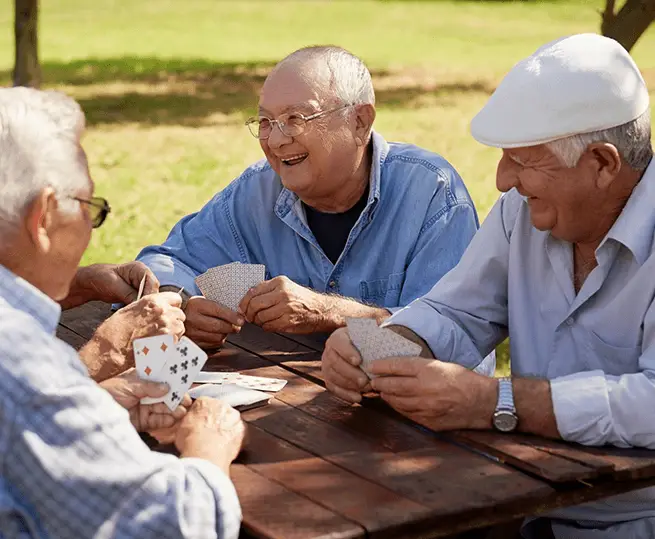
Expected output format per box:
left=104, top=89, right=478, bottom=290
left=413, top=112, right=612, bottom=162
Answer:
left=23, top=187, right=59, bottom=255
left=584, top=142, right=622, bottom=190
left=353, top=104, right=376, bottom=146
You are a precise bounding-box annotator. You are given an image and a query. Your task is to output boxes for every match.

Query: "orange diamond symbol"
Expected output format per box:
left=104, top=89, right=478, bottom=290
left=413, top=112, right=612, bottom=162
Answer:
left=142, top=346, right=150, bottom=355
left=161, top=343, right=168, bottom=352
left=145, top=367, right=152, bottom=376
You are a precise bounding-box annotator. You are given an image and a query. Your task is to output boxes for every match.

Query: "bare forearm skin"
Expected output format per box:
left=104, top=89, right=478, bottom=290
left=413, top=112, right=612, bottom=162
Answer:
left=318, top=295, right=391, bottom=333
left=387, top=325, right=561, bottom=438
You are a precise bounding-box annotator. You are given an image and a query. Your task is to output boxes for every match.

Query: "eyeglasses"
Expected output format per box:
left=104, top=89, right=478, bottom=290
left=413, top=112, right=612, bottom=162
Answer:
left=245, top=104, right=352, bottom=140
left=73, top=196, right=111, bottom=228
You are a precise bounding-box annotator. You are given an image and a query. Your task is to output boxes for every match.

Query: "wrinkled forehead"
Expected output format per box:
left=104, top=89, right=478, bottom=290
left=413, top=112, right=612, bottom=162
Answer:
left=259, top=61, right=334, bottom=115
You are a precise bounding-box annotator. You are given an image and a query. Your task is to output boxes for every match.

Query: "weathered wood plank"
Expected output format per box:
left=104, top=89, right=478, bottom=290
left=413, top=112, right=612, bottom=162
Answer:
left=450, top=430, right=604, bottom=483
left=59, top=300, right=112, bottom=339
left=228, top=323, right=324, bottom=382
left=232, top=464, right=364, bottom=539
left=55, top=325, right=88, bottom=350
left=243, top=425, right=435, bottom=538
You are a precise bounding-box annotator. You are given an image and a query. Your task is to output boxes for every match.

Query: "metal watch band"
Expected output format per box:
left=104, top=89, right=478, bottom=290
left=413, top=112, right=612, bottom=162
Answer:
left=497, top=377, right=516, bottom=412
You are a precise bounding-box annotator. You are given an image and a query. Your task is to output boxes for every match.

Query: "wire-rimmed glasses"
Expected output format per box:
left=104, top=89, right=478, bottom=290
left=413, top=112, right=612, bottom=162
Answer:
left=245, top=104, right=352, bottom=140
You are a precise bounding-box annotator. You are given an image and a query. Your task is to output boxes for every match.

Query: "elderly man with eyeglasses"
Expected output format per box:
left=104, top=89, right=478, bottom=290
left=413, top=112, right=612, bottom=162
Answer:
left=0, top=87, right=245, bottom=538
left=137, top=46, right=489, bottom=372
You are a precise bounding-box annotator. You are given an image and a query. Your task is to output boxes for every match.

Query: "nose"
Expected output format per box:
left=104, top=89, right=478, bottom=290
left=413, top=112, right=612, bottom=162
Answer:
left=496, top=153, right=520, bottom=193
left=267, top=122, right=292, bottom=150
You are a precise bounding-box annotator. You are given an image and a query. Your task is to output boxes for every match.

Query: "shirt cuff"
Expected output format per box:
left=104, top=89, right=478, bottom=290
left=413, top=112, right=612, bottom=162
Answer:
left=550, top=370, right=612, bottom=446
left=182, top=458, right=242, bottom=539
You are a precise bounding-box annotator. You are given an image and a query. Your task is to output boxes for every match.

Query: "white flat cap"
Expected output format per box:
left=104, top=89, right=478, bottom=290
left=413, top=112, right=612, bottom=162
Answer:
left=470, top=33, right=650, bottom=148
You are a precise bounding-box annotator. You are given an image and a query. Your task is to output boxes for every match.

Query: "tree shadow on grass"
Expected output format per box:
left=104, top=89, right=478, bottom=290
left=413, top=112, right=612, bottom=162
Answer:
left=0, top=56, right=495, bottom=127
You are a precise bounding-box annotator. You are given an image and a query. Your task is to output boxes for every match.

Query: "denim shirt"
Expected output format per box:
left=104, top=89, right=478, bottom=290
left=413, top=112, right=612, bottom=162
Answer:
left=138, top=131, right=479, bottom=310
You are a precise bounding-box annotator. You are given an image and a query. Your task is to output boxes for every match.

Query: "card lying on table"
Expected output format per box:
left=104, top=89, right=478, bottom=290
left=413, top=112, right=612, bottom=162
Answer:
left=189, top=383, right=271, bottom=410
left=133, top=335, right=208, bottom=411
left=194, top=371, right=287, bottom=392
left=346, top=317, right=422, bottom=379
left=195, top=262, right=266, bottom=311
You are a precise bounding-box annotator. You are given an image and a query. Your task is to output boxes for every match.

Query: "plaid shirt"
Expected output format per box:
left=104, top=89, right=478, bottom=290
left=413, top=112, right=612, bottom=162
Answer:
left=0, top=264, right=241, bottom=539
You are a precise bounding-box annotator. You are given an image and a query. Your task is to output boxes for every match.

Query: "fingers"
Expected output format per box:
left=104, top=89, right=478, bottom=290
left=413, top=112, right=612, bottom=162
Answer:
left=328, top=329, right=362, bottom=366
left=325, top=380, right=362, bottom=404
left=323, top=352, right=368, bottom=390
left=380, top=394, right=427, bottom=414
left=240, top=283, right=279, bottom=322
left=134, top=380, right=170, bottom=399
left=370, top=375, right=419, bottom=396
left=369, top=356, right=427, bottom=377
left=142, top=411, right=177, bottom=431
left=187, top=297, right=244, bottom=325
left=155, top=291, right=184, bottom=309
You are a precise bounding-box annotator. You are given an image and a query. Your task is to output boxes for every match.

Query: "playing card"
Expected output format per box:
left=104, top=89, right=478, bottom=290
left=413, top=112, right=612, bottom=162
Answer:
left=189, top=383, right=271, bottom=409
left=346, top=317, right=422, bottom=378
left=140, top=336, right=208, bottom=411
left=195, top=262, right=265, bottom=311
left=136, top=274, right=146, bottom=301
left=163, top=337, right=209, bottom=411
left=194, top=371, right=287, bottom=392
left=133, top=335, right=175, bottom=379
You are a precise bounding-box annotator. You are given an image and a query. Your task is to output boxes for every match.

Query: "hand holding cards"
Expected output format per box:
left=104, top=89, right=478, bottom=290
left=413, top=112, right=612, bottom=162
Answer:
left=195, top=262, right=265, bottom=311
left=346, top=317, right=422, bottom=378
left=133, top=335, right=208, bottom=411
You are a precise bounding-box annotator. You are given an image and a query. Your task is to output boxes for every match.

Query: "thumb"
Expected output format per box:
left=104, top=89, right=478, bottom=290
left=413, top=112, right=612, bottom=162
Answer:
left=130, top=379, right=170, bottom=399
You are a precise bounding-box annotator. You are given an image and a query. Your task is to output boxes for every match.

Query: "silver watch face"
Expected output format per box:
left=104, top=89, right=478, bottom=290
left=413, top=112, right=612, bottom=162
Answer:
left=493, top=410, right=518, bottom=432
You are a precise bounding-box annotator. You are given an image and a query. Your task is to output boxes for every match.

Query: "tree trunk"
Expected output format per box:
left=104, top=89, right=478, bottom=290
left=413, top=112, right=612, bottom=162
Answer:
left=13, top=0, right=40, bottom=88
left=601, top=0, right=655, bottom=52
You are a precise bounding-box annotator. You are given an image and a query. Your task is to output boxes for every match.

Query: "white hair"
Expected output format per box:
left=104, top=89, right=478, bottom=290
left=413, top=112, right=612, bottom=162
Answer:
left=0, top=87, right=88, bottom=237
left=277, top=45, right=375, bottom=107
left=546, top=110, right=653, bottom=170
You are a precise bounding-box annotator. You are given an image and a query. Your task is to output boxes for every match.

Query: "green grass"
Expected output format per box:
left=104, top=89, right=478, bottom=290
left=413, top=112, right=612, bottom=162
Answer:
left=2, top=0, right=655, bottom=373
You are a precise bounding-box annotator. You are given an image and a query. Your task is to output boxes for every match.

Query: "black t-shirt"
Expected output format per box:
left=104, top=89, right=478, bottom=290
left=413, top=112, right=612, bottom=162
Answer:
left=303, top=185, right=369, bottom=264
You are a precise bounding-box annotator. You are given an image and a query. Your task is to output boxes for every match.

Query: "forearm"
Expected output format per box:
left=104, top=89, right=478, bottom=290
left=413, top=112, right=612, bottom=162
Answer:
left=181, top=436, right=233, bottom=477
left=318, top=295, right=391, bottom=333
left=513, top=378, right=560, bottom=438
left=80, top=336, right=130, bottom=382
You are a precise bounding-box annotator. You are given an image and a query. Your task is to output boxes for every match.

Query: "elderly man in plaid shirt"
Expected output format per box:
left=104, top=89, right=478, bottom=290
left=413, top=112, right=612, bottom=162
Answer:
left=0, top=87, right=245, bottom=539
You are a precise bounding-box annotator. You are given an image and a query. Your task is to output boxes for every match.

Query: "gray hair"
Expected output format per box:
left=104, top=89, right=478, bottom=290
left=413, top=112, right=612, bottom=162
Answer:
left=0, top=87, right=88, bottom=237
left=547, top=110, right=653, bottom=170
left=276, top=45, right=375, bottom=107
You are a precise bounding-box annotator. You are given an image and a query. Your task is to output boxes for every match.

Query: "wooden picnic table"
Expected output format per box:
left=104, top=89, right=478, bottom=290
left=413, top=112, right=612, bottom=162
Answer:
left=58, top=301, right=655, bottom=539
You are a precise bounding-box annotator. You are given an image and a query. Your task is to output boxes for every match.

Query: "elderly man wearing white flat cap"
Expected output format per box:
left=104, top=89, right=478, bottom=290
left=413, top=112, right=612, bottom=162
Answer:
left=322, top=33, right=655, bottom=538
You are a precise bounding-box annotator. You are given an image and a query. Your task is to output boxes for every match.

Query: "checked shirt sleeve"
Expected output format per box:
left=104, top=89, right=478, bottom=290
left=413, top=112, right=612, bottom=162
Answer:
left=0, top=331, right=241, bottom=539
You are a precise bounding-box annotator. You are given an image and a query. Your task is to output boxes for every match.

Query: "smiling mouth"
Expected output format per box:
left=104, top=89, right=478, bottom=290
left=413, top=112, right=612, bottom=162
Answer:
left=280, top=153, right=308, bottom=166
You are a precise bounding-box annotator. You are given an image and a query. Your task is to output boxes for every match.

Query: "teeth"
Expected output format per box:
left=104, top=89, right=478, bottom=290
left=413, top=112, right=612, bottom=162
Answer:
left=281, top=153, right=308, bottom=163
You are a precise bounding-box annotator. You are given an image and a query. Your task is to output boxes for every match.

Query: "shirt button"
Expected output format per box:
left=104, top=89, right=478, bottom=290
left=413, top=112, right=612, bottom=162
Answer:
left=566, top=317, right=575, bottom=326
left=328, top=280, right=336, bottom=288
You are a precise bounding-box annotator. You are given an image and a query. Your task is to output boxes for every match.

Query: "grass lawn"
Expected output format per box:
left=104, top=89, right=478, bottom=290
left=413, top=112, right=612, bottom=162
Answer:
left=2, top=0, right=655, bottom=372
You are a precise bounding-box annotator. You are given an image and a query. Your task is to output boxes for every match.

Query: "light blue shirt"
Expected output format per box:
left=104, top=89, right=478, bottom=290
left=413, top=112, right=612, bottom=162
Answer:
left=0, top=264, right=241, bottom=539
left=387, top=160, right=655, bottom=536
left=137, top=132, right=479, bottom=311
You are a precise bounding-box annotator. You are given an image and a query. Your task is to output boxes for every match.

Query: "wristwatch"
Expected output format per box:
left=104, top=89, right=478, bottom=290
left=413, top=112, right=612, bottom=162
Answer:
left=492, top=377, right=518, bottom=432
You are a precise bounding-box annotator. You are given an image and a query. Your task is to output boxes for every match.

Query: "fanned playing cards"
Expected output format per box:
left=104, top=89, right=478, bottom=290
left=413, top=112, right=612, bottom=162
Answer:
left=195, top=262, right=266, bottom=311
left=133, top=335, right=208, bottom=411
left=346, top=317, right=422, bottom=379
